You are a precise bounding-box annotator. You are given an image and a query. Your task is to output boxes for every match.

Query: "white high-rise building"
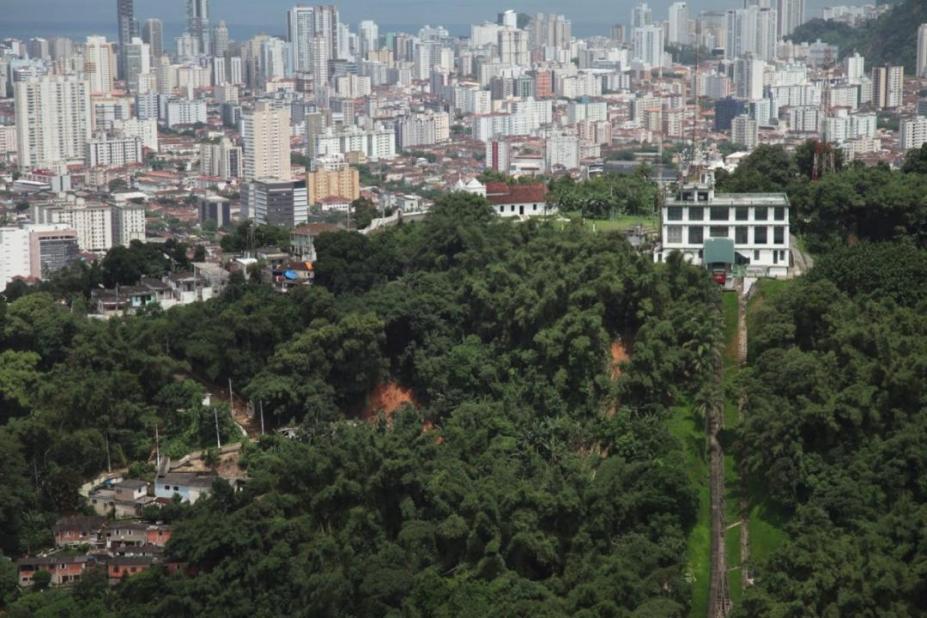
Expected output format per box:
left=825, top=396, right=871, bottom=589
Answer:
left=776, top=0, right=804, bottom=39
left=83, top=36, right=116, bottom=95
left=632, top=25, right=665, bottom=68
left=498, top=28, right=530, bottom=66
left=500, top=9, right=518, bottom=29
left=0, top=228, right=30, bottom=288
left=734, top=56, right=766, bottom=100
left=917, top=24, right=927, bottom=79
left=844, top=52, right=865, bottom=82
left=732, top=114, right=758, bottom=148
left=726, top=6, right=777, bottom=61
left=242, top=101, right=291, bottom=181
left=359, top=20, right=379, bottom=57
left=900, top=116, right=927, bottom=150
left=15, top=76, right=92, bottom=169
left=668, top=2, right=689, bottom=46
left=32, top=201, right=114, bottom=252
left=546, top=132, right=580, bottom=170
left=632, top=2, right=653, bottom=28
left=287, top=6, right=315, bottom=73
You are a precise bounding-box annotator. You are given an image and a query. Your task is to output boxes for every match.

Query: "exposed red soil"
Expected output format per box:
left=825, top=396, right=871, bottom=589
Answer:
left=361, top=382, right=419, bottom=422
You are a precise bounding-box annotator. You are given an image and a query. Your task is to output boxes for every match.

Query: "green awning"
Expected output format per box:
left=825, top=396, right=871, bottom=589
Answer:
left=703, top=238, right=734, bottom=265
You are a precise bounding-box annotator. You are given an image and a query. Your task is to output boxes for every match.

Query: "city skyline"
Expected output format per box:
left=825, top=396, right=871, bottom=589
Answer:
left=1, top=0, right=840, bottom=36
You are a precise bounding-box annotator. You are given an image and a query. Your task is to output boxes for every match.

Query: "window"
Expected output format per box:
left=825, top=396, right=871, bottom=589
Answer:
left=755, top=207, right=768, bottom=221
left=735, top=207, right=748, bottom=221
left=667, top=206, right=682, bottom=221
left=688, top=226, right=704, bottom=244
left=709, top=226, right=728, bottom=238
left=688, top=206, right=704, bottom=221
left=754, top=250, right=760, bottom=260
left=774, top=226, right=784, bottom=244
left=754, top=227, right=768, bottom=244
left=667, top=226, right=683, bottom=243
left=735, top=227, right=748, bottom=243
left=710, top=206, right=729, bottom=221
left=698, top=191, right=710, bottom=201
left=774, top=206, right=785, bottom=221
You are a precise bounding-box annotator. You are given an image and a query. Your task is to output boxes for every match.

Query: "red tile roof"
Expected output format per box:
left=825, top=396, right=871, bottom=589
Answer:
left=485, top=182, right=548, bottom=205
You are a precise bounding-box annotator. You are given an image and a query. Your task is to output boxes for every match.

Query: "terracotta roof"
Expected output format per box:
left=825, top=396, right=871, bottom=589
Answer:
left=485, top=182, right=548, bottom=206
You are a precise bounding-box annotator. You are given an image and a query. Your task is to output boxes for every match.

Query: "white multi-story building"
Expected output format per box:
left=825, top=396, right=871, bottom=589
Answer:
left=788, top=106, right=823, bottom=133
left=726, top=6, right=777, bottom=62
left=668, top=2, right=689, bottom=46
left=732, top=114, right=758, bottom=149
left=900, top=116, right=927, bottom=151
left=200, top=137, right=243, bottom=179
left=632, top=25, right=664, bottom=68
left=656, top=181, right=790, bottom=278
left=918, top=24, right=927, bottom=79
left=498, top=28, right=530, bottom=66
left=314, top=125, right=396, bottom=161
left=111, top=204, right=146, bottom=246
left=546, top=132, right=580, bottom=170
left=165, top=98, right=208, bottom=127
left=776, top=0, right=805, bottom=39
left=0, top=227, right=30, bottom=287
left=844, top=52, right=865, bottom=82
left=871, top=65, right=903, bottom=110
left=113, top=118, right=159, bottom=151
left=15, top=75, right=92, bottom=169
left=395, top=111, right=450, bottom=149
left=32, top=200, right=114, bottom=252
left=85, top=136, right=143, bottom=168
left=358, top=20, right=379, bottom=57
left=567, top=100, right=608, bottom=123
left=734, top=56, right=765, bottom=100
left=84, top=36, right=116, bottom=95
left=241, top=101, right=291, bottom=181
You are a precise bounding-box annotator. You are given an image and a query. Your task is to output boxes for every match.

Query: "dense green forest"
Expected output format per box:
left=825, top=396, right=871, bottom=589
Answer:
left=0, top=194, right=724, bottom=615
left=5, top=145, right=927, bottom=615
left=787, top=0, right=927, bottom=72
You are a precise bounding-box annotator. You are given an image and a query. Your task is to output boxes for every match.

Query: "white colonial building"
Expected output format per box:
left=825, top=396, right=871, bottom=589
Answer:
left=655, top=179, right=790, bottom=278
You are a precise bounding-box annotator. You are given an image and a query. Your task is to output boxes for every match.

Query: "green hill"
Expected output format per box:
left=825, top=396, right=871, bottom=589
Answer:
left=788, top=0, right=927, bottom=73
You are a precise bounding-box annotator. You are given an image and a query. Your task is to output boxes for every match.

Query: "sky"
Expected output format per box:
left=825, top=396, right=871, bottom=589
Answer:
left=1, top=0, right=862, bottom=39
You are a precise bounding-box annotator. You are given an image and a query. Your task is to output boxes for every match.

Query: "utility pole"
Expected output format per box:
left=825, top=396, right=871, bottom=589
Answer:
left=155, top=425, right=161, bottom=470
left=105, top=432, right=112, bottom=473
left=260, top=400, right=265, bottom=435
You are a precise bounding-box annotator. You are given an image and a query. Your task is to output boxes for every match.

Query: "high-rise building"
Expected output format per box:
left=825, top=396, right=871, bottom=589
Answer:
left=632, top=25, right=664, bottom=68
left=84, top=135, right=143, bottom=168
left=307, top=164, right=360, bottom=204
left=359, top=20, right=379, bottom=58
left=84, top=36, right=116, bottom=95
left=187, top=0, right=210, bottom=56
left=15, top=76, right=92, bottom=169
left=124, top=37, right=150, bottom=92
left=777, top=0, right=804, bottom=40
left=116, top=0, right=136, bottom=80
left=499, top=10, right=518, bottom=29
left=111, top=204, right=146, bottom=246
left=726, top=6, right=778, bottom=62
left=732, top=114, right=759, bottom=149
left=631, top=2, right=653, bottom=28
left=288, top=5, right=340, bottom=84
left=871, top=65, right=904, bottom=109
left=213, top=21, right=230, bottom=56
left=900, top=116, right=927, bottom=150
left=142, top=18, right=163, bottom=61
left=917, top=24, right=927, bottom=79
left=242, top=101, right=291, bottom=181
left=32, top=201, right=114, bottom=252
left=668, top=2, right=689, bottom=46
left=200, top=137, right=243, bottom=179
left=734, top=56, right=765, bottom=100
left=528, top=13, right=571, bottom=50
left=844, top=52, right=865, bottom=82
left=243, top=179, right=308, bottom=227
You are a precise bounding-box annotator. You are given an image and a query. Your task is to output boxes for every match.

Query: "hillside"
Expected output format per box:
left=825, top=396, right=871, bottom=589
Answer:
left=788, top=0, right=927, bottom=73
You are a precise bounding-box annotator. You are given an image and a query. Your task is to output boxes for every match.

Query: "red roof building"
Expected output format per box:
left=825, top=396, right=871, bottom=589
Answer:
left=485, top=182, right=554, bottom=218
